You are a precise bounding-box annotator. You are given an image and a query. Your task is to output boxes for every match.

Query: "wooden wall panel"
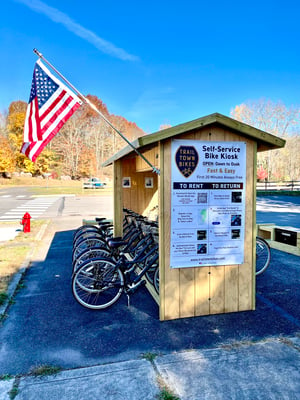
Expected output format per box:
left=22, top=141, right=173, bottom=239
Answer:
left=209, top=266, right=225, bottom=314
left=160, top=125, right=256, bottom=320
left=177, top=131, right=196, bottom=318
left=195, top=267, right=210, bottom=315
left=121, top=158, right=136, bottom=211
left=179, top=268, right=195, bottom=317
left=136, top=147, right=159, bottom=172
left=224, top=266, right=239, bottom=313
left=137, top=172, right=158, bottom=217
left=222, top=129, right=241, bottom=313
left=114, top=122, right=256, bottom=321
left=121, top=157, right=158, bottom=216
left=113, top=160, right=123, bottom=237
left=160, top=140, right=180, bottom=320
left=239, top=137, right=256, bottom=311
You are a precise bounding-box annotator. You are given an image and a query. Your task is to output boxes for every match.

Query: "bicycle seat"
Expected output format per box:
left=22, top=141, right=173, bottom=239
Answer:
left=99, top=222, right=113, bottom=229
left=107, top=238, right=127, bottom=249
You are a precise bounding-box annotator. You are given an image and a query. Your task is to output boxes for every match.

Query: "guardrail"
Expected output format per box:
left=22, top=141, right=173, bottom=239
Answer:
left=257, top=181, right=300, bottom=191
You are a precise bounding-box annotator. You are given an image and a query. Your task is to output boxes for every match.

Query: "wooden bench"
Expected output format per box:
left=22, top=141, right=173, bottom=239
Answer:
left=257, top=224, right=300, bottom=256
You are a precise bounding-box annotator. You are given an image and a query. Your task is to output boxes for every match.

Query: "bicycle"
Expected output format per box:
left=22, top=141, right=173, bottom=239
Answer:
left=72, top=220, right=142, bottom=264
left=256, top=236, right=271, bottom=275
left=73, top=226, right=158, bottom=276
left=72, top=241, right=159, bottom=310
left=73, top=211, right=158, bottom=265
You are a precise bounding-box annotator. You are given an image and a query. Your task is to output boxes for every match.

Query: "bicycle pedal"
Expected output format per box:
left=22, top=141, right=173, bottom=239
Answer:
left=127, top=279, right=146, bottom=293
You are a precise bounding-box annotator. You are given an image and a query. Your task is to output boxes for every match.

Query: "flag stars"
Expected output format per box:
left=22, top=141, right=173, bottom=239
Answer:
left=31, top=63, right=59, bottom=107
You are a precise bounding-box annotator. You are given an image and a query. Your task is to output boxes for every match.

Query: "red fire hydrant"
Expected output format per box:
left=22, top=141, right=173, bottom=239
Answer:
left=21, top=212, right=31, bottom=233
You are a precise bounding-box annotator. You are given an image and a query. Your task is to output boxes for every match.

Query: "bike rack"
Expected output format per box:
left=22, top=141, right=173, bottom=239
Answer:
left=103, top=113, right=285, bottom=321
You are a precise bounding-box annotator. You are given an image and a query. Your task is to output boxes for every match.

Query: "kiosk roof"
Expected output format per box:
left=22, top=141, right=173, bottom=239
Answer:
left=103, top=112, right=285, bottom=166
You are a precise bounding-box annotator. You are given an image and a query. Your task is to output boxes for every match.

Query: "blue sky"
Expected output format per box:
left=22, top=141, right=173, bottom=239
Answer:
left=1, top=0, right=299, bottom=133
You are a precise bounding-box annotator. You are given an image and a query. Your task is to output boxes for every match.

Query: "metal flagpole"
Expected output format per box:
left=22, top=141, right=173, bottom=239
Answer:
left=33, top=48, right=160, bottom=175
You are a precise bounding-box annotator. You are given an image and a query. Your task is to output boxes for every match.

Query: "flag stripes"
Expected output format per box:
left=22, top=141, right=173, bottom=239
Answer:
left=21, top=59, right=82, bottom=162
left=21, top=95, right=81, bottom=162
left=24, top=96, right=42, bottom=142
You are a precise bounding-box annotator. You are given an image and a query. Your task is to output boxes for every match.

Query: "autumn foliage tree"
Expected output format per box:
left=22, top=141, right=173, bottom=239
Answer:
left=231, top=99, right=300, bottom=181
left=52, top=94, right=145, bottom=179
left=0, top=111, right=15, bottom=174
left=5, top=101, right=56, bottom=176
left=6, top=101, right=27, bottom=171
left=0, top=135, right=15, bottom=174
left=257, top=165, right=268, bottom=181
left=0, top=94, right=145, bottom=179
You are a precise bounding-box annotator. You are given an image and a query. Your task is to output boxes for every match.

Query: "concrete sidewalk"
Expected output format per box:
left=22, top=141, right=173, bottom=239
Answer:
left=1, top=338, right=300, bottom=399
left=0, top=225, right=21, bottom=243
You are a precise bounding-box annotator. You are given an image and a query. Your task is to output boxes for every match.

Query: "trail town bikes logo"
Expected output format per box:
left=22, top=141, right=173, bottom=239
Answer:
left=175, top=145, right=199, bottom=178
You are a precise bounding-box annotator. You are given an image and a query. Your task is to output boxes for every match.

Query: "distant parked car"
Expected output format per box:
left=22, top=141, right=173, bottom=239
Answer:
left=83, top=178, right=105, bottom=189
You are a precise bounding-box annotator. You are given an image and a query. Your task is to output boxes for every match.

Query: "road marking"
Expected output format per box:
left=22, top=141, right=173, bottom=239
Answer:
left=1, top=195, right=28, bottom=198
left=0, top=197, right=61, bottom=221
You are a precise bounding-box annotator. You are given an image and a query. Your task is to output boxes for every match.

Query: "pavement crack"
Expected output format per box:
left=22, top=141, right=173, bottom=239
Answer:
left=146, top=357, right=181, bottom=400
left=9, top=376, right=20, bottom=399
left=279, top=336, right=300, bottom=352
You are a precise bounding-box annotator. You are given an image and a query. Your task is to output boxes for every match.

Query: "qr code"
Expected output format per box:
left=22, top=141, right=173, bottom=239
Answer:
left=197, top=193, right=207, bottom=204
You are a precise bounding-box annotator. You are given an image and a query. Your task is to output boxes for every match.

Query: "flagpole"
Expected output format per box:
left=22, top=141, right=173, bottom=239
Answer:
left=33, top=49, right=160, bottom=175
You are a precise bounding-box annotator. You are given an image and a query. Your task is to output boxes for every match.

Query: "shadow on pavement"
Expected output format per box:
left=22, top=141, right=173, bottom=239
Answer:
left=0, top=228, right=299, bottom=375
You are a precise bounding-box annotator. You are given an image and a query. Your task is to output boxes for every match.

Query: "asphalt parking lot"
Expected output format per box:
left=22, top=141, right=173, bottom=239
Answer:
left=0, top=194, right=299, bottom=400
left=0, top=198, right=299, bottom=376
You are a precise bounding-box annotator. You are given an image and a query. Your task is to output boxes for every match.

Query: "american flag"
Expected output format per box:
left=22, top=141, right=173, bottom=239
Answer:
left=21, top=59, right=82, bottom=162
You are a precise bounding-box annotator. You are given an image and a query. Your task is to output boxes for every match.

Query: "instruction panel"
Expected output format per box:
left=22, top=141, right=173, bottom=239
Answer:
left=170, top=140, right=246, bottom=268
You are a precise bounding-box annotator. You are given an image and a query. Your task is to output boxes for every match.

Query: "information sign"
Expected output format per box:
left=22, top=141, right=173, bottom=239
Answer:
left=170, top=140, right=246, bottom=268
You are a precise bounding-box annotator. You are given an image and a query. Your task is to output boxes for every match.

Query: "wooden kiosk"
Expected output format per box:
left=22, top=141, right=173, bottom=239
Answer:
left=103, top=113, right=285, bottom=321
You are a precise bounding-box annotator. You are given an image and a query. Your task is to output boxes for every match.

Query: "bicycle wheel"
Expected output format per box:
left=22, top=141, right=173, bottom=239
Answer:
left=72, top=258, right=124, bottom=309
left=145, top=264, right=158, bottom=285
left=73, top=231, right=106, bottom=248
left=73, top=224, right=112, bottom=243
left=72, top=236, right=107, bottom=263
left=72, top=246, right=112, bottom=273
left=73, top=225, right=99, bottom=241
left=256, top=237, right=271, bottom=276
left=144, top=251, right=159, bottom=285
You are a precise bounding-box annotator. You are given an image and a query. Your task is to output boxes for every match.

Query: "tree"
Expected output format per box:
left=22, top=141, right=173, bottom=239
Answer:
left=282, top=135, right=300, bottom=181
left=6, top=101, right=55, bottom=175
left=257, top=165, right=268, bottom=181
left=0, top=110, right=15, bottom=174
left=52, top=112, right=88, bottom=178
left=52, top=94, right=146, bottom=179
left=0, top=111, right=6, bottom=135
left=0, top=134, right=15, bottom=174
left=231, top=99, right=300, bottom=181
left=159, top=123, right=172, bottom=130
left=6, top=101, right=28, bottom=171
left=3, top=95, right=146, bottom=180
left=231, top=99, right=300, bottom=135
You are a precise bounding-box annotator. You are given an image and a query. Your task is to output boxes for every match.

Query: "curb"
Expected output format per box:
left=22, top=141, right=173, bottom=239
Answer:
left=2, top=337, right=300, bottom=400
left=32, top=194, right=76, bottom=198
left=0, top=222, right=50, bottom=320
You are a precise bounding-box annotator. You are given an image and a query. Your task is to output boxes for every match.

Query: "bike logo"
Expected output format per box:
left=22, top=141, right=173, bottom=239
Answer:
left=175, top=145, right=199, bottom=178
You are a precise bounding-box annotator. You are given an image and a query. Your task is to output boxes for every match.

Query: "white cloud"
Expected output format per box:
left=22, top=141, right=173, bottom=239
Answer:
left=15, top=0, right=139, bottom=61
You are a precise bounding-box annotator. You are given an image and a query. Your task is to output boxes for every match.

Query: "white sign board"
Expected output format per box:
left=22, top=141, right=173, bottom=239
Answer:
left=170, top=140, right=246, bottom=268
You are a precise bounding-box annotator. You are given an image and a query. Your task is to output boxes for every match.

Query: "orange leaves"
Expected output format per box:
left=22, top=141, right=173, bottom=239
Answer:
left=0, top=135, right=15, bottom=172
